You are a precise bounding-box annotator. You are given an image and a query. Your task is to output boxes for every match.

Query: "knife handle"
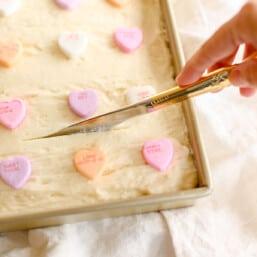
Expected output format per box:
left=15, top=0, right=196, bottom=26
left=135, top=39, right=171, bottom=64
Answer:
left=147, top=66, right=232, bottom=111
left=147, top=51, right=257, bottom=111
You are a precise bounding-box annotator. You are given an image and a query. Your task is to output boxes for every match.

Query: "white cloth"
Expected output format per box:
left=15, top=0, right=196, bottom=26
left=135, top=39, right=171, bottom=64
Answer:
left=1, top=0, right=257, bottom=256
left=168, top=1, right=257, bottom=256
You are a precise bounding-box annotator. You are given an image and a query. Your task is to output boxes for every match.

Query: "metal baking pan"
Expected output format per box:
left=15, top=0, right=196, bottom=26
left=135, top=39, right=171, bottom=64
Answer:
left=0, top=0, right=212, bottom=232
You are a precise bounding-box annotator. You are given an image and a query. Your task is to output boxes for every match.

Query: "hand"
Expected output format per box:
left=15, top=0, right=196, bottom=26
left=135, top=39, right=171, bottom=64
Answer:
left=176, top=0, right=257, bottom=97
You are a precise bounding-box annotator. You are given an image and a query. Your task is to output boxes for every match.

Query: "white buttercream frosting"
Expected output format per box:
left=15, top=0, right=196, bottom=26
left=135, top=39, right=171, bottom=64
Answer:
left=0, top=0, right=197, bottom=217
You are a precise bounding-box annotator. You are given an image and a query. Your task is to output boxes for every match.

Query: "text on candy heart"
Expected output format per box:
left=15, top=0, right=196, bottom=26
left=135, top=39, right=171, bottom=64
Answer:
left=0, top=99, right=26, bottom=129
left=58, top=31, right=88, bottom=59
left=114, top=27, right=143, bottom=53
left=0, top=156, right=32, bottom=189
left=74, top=148, right=105, bottom=180
left=68, top=88, right=98, bottom=118
left=0, top=40, right=23, bottom=68
left=142, top=138, right=174, bottom=172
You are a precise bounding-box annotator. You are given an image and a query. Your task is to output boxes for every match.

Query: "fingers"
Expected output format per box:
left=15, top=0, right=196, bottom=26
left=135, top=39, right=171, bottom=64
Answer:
left=243, top=44, right=256, bottom=59
left=176, top=17, right=240, bottom=85
left=229, top=59, right=257, bottom=97
left=239, top=87, right=257, bottom=97
left=176, top=1, right=257, bottom=86
left=208, top=47, right=239, bottom=72
left=229, top=59, right=257, bottom=88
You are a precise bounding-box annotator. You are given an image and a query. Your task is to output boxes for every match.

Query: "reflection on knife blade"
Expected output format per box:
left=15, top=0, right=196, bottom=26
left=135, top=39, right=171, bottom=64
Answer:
left=29, top=103, right=149, bottom=140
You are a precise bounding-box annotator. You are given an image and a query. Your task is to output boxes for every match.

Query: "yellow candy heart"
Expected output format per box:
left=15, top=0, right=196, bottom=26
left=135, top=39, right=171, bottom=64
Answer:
left=74, top=148, right=105, bottom=180
left=107, top=0, right=131, bottom=7
left=0, top=40, right=23, bottom=68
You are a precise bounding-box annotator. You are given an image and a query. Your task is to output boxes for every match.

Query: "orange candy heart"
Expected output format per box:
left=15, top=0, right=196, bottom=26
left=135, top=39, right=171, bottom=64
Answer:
left=0, top=40, right=23, bottom=68
left=107, top=0, right=131, bottom=7
left=74, top=148, right=105, bottom=180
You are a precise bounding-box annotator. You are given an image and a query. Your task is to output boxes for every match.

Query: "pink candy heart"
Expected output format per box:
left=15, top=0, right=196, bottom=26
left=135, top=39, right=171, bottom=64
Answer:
left=142, top=138, right=174, bottom=171
left=114, top=27, right=143, bottom=53
left=68, top=89, right=98, bottom=118
left=55, top=0, right=80, bottom=10
left=0, top=156, right=31, bottom=189
left=0, top=99, right=26, bottom=129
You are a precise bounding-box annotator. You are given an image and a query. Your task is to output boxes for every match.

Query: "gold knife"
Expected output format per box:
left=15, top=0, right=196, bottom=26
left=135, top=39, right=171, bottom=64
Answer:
left=30, top=65, right=233, bottom=140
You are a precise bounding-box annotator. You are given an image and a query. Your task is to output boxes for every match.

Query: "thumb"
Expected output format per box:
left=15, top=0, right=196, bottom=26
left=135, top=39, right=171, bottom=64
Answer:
left=229, top=59, right=257, bottom=88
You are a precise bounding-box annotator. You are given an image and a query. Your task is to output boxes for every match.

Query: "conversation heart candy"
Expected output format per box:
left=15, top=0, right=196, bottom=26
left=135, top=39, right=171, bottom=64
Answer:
left=0, top=156, right=31, bottom=189
left=55, top=0, right=80, bottom=9
left=0, top=99, right=26, bottom=129
left=0, top=0, right=20, bottom=16
left=114, top=28, right=143, bottom=53
left=142, top=138, right=174, bottom=172
left=107, top=0, right=131, bottom=7
left=58, top=31, right=87, bottom=58
left=0, top=40, right=23, bottom=68
left=126, top=85, right=156, bottom=104
left=74, top=148, right=105, bottom=180
left=68, top=88, right=98, bottom=118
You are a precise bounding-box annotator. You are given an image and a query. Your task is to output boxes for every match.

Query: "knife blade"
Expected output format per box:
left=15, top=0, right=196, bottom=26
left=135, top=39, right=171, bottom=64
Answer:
left=28, top=65, right=232, bottom=140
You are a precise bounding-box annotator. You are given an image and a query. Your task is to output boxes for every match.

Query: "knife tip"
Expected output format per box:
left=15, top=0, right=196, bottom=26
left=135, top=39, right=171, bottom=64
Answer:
left=23, top=136, right=48, bottom=141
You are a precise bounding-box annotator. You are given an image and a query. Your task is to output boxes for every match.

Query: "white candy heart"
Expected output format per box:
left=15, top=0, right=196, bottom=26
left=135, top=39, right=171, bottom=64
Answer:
left=126, top=85, right=156, bottom=104
left=58, top=32, right=88, bottom=59
left=0, top=0, right=21, bottom=16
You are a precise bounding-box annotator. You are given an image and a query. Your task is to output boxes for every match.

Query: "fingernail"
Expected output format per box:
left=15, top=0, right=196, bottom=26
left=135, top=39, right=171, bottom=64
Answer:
left=176, top=73, right=194, bottom=87
left=176, top=73, right=185, bottom=84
